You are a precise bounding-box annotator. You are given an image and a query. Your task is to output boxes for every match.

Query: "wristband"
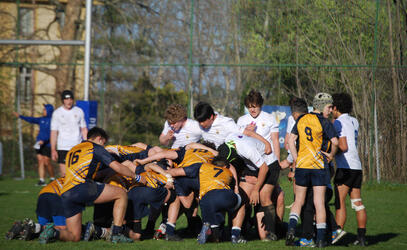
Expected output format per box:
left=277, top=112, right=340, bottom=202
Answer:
left=135, top=175, right=141, bottom=183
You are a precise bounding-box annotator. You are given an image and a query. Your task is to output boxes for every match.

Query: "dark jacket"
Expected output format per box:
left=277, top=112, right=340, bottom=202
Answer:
left=19, top=104, right=54, bottom=147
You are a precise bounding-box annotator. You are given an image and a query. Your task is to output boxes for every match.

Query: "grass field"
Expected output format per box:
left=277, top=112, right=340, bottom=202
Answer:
left=0, top=176, right=407, bottom=249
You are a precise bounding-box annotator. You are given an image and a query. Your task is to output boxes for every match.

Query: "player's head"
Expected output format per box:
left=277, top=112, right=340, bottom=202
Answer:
left=244, top=90, right=264, bottom=118
left=200, top=140, right=217, bottom=150
left=332, top=93, right=353, bottom=118
left=313, top=92, right=333, bottom=118
left=214, top=142, right=239, bottom=165
left=87, top=127, right=109, bottom=145
left=165, top=104, right=187, bottom=131
left=61, top=90, right=74, bottom=110
left=291, top=98, right=308, bottom=119
left=194, top=102, right=216, bottom=129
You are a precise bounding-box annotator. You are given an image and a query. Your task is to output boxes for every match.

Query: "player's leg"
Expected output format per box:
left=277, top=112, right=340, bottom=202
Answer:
left=36, top=154, right=46, bottom=185
left=43, top=156, right=55, bottom=180
left=313, top=185, right=326, bottom=246
left=335, top=184, right=350, bottom=229
left=58, top=213, right=82, bottom=242
left=350, top=187, right=367, bottom=246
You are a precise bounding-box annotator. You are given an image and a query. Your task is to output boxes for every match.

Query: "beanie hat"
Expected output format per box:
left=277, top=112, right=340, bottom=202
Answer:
left=313, top=92, right=333, bottom=111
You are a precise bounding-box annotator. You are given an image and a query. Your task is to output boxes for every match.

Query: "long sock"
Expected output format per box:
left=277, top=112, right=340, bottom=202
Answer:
left=263, top=205, right=276, bottom=233
left=166, top=223, right=176, bottom=235
left=112, top=225, right=123, bottom=235
left=357, top=228, right=366, bottom=239
left=288, top=213, right=299, bottom=230
left=316, top=223, right=326, bottom=242
left=231, top=227, right=241, bottom=238
left=94, top=225, right=103, bottom=239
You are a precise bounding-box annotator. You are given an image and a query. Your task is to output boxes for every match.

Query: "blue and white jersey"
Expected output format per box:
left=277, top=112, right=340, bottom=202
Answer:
left=333, top=114, right=362, bottom=170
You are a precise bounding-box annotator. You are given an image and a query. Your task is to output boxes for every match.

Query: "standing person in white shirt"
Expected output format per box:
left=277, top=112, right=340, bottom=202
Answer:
left=159, top=104, right=202, bottom=149
left=236, top=90, right=282, bottom=241
left=50, top=90, right=88, bottom=176
left=332, top=93, right=367, bottom=246
left=193, top=101, right=271, bottom=153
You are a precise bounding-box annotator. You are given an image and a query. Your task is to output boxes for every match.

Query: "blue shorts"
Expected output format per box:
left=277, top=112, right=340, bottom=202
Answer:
left=174, top=176, right=199, bottom=196
left=36, top=193, right=66, bottom=226
left=199, top=189, right=239, bottom=225
left=61, top=181, right=105, bottom=218
left=295, top=168, right=330, bottom=187
left=127, top=186, right=168, bottom=220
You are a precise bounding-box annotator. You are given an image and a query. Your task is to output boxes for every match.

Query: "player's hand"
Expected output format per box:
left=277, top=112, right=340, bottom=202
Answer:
left=249, top=190, right=260, bottom=206
left=51, top=149, right=58, bottom=161
left=138, top=175, right=147, bottom=185
left=12, top=111, right=19, bottom=118
left=167, top=130, right=175, bottom=140
left=38, top=140, right=44, bottom=145
left=245, top=175, right=257, bottom=185
left=165, top=182, right=174, bottom=190
left=245, top=122, right=256, bottom=132
left=321, top=151, right=334, bottom=162
left=287, top=171, right=295, bottom=182
left=264, top=141, right=272, bottom=155
left=134, top=159, right=146, bottom=165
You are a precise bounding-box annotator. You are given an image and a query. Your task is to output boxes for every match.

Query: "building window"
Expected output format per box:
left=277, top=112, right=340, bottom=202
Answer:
left=19, top=8, right=34, bottom=36
left=19, top=66, right=32, bottom=103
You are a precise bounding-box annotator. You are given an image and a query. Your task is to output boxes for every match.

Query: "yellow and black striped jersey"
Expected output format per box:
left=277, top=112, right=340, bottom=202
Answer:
left=292, top=112, right=337, bottom=169
left=39, top=177, right=64, bottom=196
left=130, top=170, right=169, bottom=189
left=62, top=141, right=115, bottom=194
left=105, top=145, right=145, bottom=155
left=105, top=173, right=134, bottom=191
left=173, top=147, right=214, bottom=168
left=198, top=163, right=233, bottom=199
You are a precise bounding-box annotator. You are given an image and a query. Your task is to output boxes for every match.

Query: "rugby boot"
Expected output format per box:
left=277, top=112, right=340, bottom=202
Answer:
left=5, top=220, right=23, bottom=240
left=21, top=218, right=36, bottom=240
left=197, top=222, right=211, bottom=244
left=83, top=221, right=95, bottom=241
left=110, top=233, right=133, bottom=243
left=39, top=223, right=56, bottom=244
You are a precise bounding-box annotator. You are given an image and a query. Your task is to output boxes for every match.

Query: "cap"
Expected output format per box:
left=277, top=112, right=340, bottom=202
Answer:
left=61, top=90, right=74, bottom=100
left=313, top=92, right=332, bottom=111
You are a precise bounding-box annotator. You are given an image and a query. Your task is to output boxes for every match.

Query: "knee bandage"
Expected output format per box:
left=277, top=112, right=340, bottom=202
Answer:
left=351, top=198, right=365, bottom=211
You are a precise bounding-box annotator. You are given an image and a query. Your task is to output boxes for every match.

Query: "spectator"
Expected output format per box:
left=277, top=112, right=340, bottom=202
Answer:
left=14, top=104, right=55, bottom=186
left=50, top=90, right=88, bottom=176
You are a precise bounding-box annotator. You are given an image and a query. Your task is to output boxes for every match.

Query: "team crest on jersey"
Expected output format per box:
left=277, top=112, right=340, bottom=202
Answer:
left=238, top=135, right=243, bottom=138
left=262, top=123, right=265, bottom=127
left=186, top=135, right=190, bottom=139
left=216, top=130, right=219, bottom=134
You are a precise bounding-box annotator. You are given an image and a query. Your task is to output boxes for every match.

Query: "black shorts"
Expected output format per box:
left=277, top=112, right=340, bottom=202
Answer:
left=264, top=160, right=281, bottom=185
left=36, top=193, right=66, bottom=226
left=334, top=168, right=363, bottom=189
left=295, top=168, right=330, bottom=187
left=127, top=186, right=168, bottom=220
left=174, top=176, right=199, bottom=196
left=200, top=189, right=239, bottom=225
left=61, top=181, right=105, bottom=218
left=57, top=150, right=69, bottom=164
left=35, top=145, right=51, bottom=157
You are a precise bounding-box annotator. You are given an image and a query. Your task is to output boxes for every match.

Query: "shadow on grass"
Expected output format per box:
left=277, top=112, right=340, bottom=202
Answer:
left=0, top=192, right=9, bottom=196
left=334, top=232, right=398, bottom=246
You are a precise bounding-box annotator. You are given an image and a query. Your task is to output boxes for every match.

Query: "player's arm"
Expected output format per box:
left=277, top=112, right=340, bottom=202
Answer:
left=81, top=127, right=88, bottom=140
left=50, top=130, right=58, bottom=161
left=270, top=131, right=280, bottom=162
left=243, top=129, right=272, bottom=154
left=323, top=137, right=338, bottom=162
left=166, top=167, right=186, bottom=177
left=185, top=142, right=218, bottom=156
left=109, top=161, right=146, bottom=185
left=338, top=136, right=348, bottom=152
left=229, top=163, right=239, bottom=194
left=159, top=133, right=172, bottom=146
left=287, top=133, right=298, bottom=168
left=131, top=142, right=148, bottom=149
left=250, top=162, right=268, bottom=205
left=134, top=150, right=178, bottom=165
left=121, top=160, right=138, bottom=173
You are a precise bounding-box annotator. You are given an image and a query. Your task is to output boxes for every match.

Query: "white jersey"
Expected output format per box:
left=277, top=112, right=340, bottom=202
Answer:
left=225, top=133, right=273, bottom=171
left=286, top=115, right=295, bottom=134
left=51, top=106, right=87, bottom=151
left=237, top=111, right=279, bottom=163
left=333, top=114, right=362, bottom=170
left=201, top=113, right=240, bottom=148
left=162, top=118, right=202, bottom=149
